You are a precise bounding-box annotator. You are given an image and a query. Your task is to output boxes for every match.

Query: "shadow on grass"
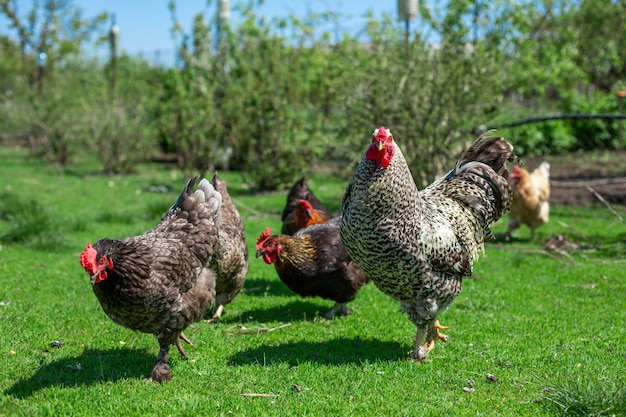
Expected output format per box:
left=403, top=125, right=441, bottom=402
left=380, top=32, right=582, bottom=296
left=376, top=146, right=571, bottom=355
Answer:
left=4, top=348, right=156, bottom=399
left=219, top=299, right=352, bottom=324
left=230, top=337, right=406, bottom=366
left=241, top=277, right=294, bottom=297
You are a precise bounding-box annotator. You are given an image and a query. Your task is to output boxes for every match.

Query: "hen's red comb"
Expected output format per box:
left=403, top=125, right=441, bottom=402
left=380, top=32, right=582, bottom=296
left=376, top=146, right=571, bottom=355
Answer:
left=80, top=242, right=97, bottom=274
left=298, top=199, right=313, bottom=210
left=256, top=227, right=272, bottom=249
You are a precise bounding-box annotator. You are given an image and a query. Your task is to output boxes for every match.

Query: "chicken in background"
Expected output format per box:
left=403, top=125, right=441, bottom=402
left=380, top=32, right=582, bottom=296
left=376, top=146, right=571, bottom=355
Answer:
left=256, top=217, right=368, bottom=320
left=281, top=176, right=332, bottom=235
left=505, top=162, right=550, bottom=241
left=286, top=199, right=333, bottom=234
left=207, top=172, right=249, bottom=323
left=341, top=127, right=517, bottom=362
left=79, top=176, right=222, bottom=382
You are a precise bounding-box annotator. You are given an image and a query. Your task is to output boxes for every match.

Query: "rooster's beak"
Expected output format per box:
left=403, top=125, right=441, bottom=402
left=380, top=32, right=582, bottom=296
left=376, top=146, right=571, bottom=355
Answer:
left=377, top=142, right=384, bottom=151
left=255, top=250, right=263, bottom=258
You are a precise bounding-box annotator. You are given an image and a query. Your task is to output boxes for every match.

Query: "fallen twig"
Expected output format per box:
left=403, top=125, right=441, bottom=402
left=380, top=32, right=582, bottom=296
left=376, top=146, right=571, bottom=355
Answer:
left=241, top=393, right=280, bottom=398
left=227, top=323, right=292, bottom=336
left=551, top=177, right=626, bottom=188
left=243, top=285, right=271, bottom=294
left=586, top=185, right=626, bottom=225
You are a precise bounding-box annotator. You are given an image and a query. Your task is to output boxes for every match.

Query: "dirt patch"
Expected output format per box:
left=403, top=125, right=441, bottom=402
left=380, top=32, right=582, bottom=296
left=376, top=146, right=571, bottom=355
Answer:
left=523, top=150, right=626, bottom=206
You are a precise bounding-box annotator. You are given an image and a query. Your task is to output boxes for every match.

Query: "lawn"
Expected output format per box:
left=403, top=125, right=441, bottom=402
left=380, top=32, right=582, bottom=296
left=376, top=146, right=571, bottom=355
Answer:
left=0, top=145, right=625, bottom=416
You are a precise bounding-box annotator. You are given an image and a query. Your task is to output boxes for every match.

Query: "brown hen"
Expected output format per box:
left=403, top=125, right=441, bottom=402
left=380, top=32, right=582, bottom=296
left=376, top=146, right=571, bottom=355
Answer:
left=281, top=177, right=332, bottom=235
left=341, top=127, right=517, bottom=362
left=207, top=172, right=249, bottom=322
left=79, top=176, right=221, bottom=382
left=256, top=217, right=367, bottom=320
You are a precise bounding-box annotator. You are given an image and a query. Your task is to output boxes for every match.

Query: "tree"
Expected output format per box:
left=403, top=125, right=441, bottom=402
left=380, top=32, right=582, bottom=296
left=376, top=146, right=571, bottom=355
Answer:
left=0, top=0, right=107, bottom=88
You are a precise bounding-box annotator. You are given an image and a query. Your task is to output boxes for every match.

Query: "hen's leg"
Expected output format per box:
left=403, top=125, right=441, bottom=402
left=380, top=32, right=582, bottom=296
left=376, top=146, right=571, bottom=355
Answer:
left=324, top=302, right=352, bottom=321
left=208, top=304, right=225, bottom=323
left=339, top=303, right=351, bottom=317
left=149, top=343, right=173, bottom=383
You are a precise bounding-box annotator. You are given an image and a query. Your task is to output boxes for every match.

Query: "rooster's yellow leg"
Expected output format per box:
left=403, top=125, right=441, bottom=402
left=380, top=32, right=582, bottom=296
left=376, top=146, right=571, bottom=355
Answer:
left=411, top=326, right=429, bottom=362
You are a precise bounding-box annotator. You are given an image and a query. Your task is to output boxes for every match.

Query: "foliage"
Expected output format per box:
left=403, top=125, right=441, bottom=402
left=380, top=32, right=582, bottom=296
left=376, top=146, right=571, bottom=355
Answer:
left=222, top=14, right=329, bottom=190
left=3, top=64, right=92, bottom=164
left=560, top=91, right=624, bottom=151
left=1, top=0, right=626, bottom=187
left=0, top=0, right=108, bottom=88
left=338, top=4, right=509, bottom=186
left=155, top=7, right=227, bottom=177
left=86, top=56, right=160, bottom=175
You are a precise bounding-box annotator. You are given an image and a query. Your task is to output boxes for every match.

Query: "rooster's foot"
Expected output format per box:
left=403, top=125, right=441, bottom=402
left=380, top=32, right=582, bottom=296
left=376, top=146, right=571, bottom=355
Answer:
left=422, top=320, right=450, bottom=352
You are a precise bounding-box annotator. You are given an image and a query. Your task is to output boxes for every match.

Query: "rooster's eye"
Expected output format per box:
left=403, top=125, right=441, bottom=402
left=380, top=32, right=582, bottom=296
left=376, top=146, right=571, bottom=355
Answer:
left=99, top=258, right=106, bottom=265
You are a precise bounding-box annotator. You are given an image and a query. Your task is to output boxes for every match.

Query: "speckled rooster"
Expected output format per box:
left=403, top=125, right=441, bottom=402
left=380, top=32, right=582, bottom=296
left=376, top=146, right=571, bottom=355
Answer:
left=341, top=127, right=517, bottom=362
left=79, top=176, right=222, bottom=382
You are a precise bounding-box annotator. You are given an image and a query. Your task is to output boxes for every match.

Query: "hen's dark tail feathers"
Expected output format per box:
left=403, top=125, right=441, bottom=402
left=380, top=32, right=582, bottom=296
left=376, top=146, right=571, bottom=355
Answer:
left=281, top=176, right=328, bottom=221
left=165, top=176, right=199, bottom=219
left=163, top=176, right=222, bottom=224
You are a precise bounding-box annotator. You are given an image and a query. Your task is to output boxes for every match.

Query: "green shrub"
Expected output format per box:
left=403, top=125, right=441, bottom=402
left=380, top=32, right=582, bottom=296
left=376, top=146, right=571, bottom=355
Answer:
left=560, top=91, right=623, bottom=150
left=0, top=192, right=71, bottom=250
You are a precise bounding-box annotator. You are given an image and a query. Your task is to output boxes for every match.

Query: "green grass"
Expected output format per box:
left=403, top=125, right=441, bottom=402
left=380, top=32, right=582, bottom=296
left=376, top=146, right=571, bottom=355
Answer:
left=1, top=145, right=625, bottom=416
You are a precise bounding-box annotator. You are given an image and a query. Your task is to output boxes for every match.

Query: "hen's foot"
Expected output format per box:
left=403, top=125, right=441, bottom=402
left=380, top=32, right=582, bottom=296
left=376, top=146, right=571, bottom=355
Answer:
left=148, top=346, right=173, bottom=383
left=207, top=304, right=225, bottom=323
left=175, top=332, right=193, bottom=359
left=149, top=363, right=173, bottom=383
left=410, top=326, right=429, bottom=362
left=324, top=303, right=351, bottom=321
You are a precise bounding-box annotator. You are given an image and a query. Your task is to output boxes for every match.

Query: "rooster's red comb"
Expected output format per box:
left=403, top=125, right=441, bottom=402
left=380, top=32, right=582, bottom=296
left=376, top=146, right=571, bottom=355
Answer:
left=374, top=126, right=389, bottom=142
left=256, top=227, right=272, bottom=249
left=80, top=242, right=97, bottom=274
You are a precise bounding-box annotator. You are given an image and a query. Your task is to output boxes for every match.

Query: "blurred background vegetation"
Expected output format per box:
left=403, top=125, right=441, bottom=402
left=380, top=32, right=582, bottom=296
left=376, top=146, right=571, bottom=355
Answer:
left=0, top=0, right=625, bottom=190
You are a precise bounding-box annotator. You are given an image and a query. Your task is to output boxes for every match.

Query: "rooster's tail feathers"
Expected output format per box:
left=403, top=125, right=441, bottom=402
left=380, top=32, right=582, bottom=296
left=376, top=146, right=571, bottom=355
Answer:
left=445, top=133, right=520, bottom=236
left=458, top=131, right=521, bottom=178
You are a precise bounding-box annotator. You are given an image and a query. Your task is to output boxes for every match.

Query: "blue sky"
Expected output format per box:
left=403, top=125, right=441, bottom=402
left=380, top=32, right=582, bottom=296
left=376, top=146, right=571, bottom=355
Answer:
left=1, top=1, right=428, bottom=65
left=51, top=1, right=407, bottom=62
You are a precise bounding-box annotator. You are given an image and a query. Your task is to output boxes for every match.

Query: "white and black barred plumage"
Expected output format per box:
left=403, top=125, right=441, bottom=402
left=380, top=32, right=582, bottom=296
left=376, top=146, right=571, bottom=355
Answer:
left=340, top=127, right=517, bottom=361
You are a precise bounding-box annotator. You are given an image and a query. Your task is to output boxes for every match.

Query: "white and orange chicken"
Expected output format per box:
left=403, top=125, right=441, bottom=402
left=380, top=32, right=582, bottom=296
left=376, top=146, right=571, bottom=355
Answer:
left=505, top=162, right=550, bottom=241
